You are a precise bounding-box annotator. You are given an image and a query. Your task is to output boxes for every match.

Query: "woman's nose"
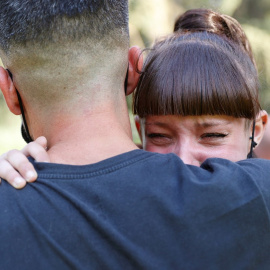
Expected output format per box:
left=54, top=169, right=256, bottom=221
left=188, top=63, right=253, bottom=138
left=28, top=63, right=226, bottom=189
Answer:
left=174, top=144, right=202, bottom=167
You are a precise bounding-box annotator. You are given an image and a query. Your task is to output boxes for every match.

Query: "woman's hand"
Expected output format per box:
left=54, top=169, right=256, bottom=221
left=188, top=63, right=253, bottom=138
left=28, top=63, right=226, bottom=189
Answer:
left=0, top=136, right=50, bottom=189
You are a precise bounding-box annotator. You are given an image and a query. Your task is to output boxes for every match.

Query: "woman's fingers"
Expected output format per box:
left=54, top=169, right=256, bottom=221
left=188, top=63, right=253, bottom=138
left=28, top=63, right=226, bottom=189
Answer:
left=0, top=151, right=34, bottom=189
left=0, top=136, right=50, bottom=189
left=21, top=136, right=50, bottom=162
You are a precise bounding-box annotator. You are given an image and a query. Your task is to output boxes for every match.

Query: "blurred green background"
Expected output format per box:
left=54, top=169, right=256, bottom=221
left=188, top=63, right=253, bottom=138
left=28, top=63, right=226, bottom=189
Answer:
left=1, top=0, right=270, bottom=153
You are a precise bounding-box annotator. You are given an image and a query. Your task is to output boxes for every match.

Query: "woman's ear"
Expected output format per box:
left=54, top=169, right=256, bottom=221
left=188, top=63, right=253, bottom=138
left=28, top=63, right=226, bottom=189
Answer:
left=0, top=67, right=21, bottom=115
left=253, top=110, right=268, bottom=147
left=254, top=112, right=270, bottom=159
left=134, top=115, right=143, bottom=148
left=135, top=115, right=146, bottom=149
left=134, top=115, right=142, bottom=141
left=126, top=46, right=143, bottom=96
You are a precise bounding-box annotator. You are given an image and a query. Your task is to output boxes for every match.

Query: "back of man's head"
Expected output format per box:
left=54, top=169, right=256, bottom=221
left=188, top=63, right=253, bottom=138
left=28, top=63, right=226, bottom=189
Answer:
left=0, top=0, right=129, bottom=116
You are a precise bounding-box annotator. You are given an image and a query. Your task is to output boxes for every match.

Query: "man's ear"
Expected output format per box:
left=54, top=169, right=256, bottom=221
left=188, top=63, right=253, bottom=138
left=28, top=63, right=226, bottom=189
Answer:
left=253, top=110, right=268, bottom=147
left=126, top=46, right=143, bottom=96
left=0, top=67, right=21, bottom=115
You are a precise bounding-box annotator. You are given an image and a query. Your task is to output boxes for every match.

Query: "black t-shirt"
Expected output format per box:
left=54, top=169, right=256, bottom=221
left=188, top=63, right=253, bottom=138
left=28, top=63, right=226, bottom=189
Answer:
left=0, top=149, right=270, bottom=269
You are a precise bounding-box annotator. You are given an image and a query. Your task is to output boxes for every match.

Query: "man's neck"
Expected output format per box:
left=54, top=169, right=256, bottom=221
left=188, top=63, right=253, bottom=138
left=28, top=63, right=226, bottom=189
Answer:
left=36, top=102, right=138, bottom=165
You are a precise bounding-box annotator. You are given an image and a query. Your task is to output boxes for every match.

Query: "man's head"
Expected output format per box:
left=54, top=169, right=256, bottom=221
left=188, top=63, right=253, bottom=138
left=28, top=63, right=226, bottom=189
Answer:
left=0, top=1, right=129, bottom=53
left=0, top=0, right=133, bottom=139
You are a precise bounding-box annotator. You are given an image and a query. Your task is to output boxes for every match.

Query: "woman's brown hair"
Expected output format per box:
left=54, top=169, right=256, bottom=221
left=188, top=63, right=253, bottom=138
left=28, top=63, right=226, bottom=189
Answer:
left=133, top=32, right=260, bottom=119
left=173, top=8, right=256, bottom=66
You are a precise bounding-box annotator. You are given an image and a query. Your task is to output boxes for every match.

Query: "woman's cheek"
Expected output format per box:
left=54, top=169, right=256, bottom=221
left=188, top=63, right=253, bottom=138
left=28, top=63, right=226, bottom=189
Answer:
left=145, top=143, right=171, bottom=154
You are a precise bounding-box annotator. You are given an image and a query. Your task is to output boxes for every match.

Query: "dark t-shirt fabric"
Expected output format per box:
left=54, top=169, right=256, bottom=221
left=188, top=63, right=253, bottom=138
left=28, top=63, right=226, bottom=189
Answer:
left=1, top=149, right=270, bottom=270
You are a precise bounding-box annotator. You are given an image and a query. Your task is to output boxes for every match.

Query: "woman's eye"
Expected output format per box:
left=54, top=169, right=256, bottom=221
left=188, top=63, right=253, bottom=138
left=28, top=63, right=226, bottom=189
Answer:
left=201, top=133, right=228, bottom=139
left=147, top=133, right=165, bottom=138
left=146, top=133, right=172, bottom=145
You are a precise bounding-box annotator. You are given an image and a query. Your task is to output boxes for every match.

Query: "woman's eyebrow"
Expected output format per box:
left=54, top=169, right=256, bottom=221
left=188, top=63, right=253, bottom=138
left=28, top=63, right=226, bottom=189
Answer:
left=145, top=118, right=232, bottom=128
left=145, top=121, right=170, bottom=128
left=196, top=120, right=231, bottom=128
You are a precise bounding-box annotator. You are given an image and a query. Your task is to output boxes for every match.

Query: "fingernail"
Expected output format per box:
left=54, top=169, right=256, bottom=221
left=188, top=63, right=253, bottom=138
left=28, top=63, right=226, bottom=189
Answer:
left=26, top=171, right=37, bottom=182
left=13, top=177, right=25, bottom=188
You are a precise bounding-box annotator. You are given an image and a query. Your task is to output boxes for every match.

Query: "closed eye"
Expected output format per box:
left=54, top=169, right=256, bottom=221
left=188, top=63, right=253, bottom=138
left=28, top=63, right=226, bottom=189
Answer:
left=146, top=133, right=172, bottom=146
left=201, top=133, right=228, bottom=139
left=147, top=133, right=166, bottom=138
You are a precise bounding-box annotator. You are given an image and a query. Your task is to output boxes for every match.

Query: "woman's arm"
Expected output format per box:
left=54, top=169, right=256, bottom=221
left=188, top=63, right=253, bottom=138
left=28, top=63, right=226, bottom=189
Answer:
left=0, top=136, right=50, bottom=189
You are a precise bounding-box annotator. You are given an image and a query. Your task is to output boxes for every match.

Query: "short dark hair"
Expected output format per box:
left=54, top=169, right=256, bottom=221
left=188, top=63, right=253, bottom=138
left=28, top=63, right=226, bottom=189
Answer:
left=133, top=32, right=260, bottom=119
left=0, top=0, right=129, bottom=52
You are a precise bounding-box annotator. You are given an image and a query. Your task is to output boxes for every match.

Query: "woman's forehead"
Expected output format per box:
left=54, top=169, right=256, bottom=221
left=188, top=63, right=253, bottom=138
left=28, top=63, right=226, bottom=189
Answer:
left=144, top=115, right=247, bottom=129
